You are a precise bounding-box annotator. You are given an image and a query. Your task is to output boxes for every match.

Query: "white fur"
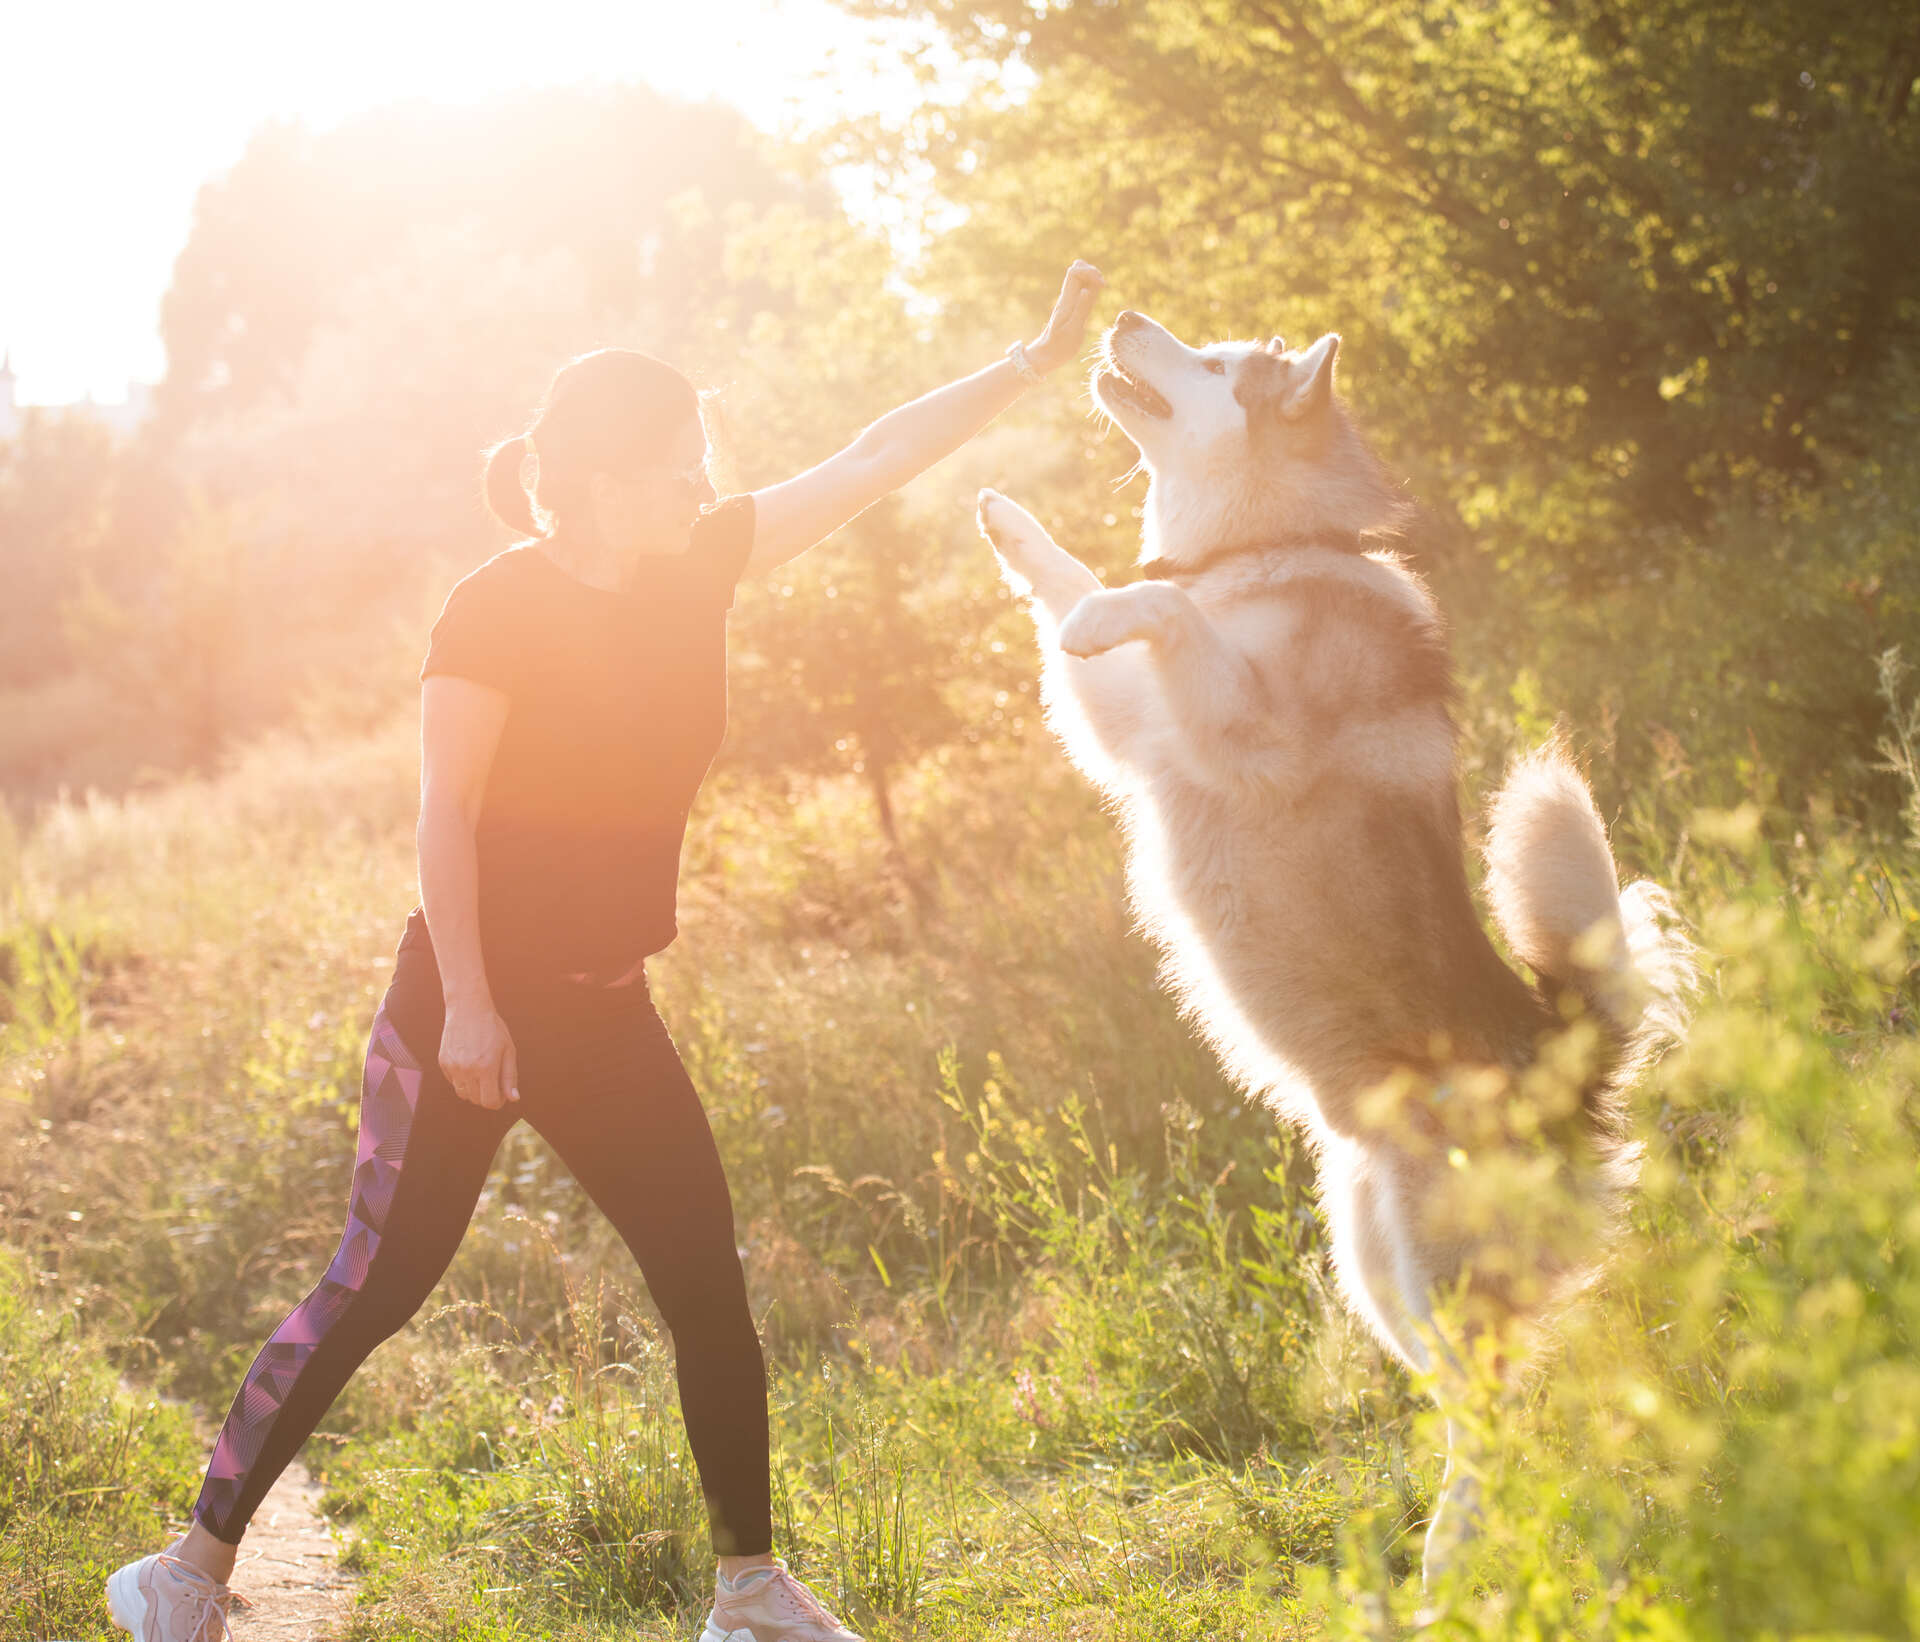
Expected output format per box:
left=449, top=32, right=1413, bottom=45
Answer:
left=976, top=311, right=1696, bottom=1596
left=1484, top=746, right=1630, bottom=983
left=1484, top=743, right=1697, bottom=1089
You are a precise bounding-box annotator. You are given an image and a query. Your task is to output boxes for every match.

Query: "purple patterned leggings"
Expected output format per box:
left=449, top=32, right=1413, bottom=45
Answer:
left=189, top=947, right=770, bottom=1555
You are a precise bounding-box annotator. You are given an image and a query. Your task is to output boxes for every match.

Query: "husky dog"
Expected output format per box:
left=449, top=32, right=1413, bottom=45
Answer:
left=975, top=310, right=1693, bottom=1590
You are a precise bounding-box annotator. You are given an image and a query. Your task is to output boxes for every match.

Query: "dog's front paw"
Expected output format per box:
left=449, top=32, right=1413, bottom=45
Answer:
left=1057, top=584, right=1178, bottom=658
left=974, top=487, right=1023, bottom=549
left=976, top=488, right=1049, bottom=583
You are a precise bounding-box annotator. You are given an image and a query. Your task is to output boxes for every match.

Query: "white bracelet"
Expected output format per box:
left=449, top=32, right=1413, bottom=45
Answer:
left=1005, top=339, right=1044, bottom=385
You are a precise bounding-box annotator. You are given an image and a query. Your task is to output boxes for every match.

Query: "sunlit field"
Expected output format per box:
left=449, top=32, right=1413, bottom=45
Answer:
left=6, top=677, right=1920, bottom=1638
left=4, top=3, right=1919, bottom=1639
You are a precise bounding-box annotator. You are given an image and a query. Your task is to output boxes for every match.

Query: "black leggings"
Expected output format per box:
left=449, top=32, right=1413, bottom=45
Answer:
left=189, top=940, right=770, bottom=1556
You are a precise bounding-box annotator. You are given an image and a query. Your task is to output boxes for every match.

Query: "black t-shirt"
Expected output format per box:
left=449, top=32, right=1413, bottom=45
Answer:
left=402, top=495, right=756, bottom=996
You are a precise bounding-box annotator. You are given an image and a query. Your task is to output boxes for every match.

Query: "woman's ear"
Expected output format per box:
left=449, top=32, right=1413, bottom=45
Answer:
left=584, top=469, right=625, bottom=540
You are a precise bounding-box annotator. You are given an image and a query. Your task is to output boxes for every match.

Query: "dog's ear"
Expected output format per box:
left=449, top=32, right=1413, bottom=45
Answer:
left=1236, top=333, right=1339, bottom=428
left=1280, top=332, right=1340, bottom=421
left=1263, top=335, right=1286, bottom=355
left=1234, top=348, right=1292, bottom=424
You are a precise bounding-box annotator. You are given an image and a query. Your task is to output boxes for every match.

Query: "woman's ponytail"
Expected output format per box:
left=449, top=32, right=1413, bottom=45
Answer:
left=482, top=434, right=540, bottom=535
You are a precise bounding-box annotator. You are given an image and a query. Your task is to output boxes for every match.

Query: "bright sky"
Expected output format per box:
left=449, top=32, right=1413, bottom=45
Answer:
left=3, top=0, right=949, bottom=405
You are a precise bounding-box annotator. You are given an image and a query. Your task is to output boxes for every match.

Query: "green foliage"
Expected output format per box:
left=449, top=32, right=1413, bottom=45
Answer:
left=61, top=494, right=271, bottom=772
left=4, top=702, right=1920, bottom=1635
left=848, top=0, right=1920, bottom=538
left=795, top=1392, right=929, bottom=1624
left=832, top=0, right=1920, bottom=827
left=1875, top=645, right=1920, bottom=850
left=1315, top=808, right=1920, bottom=1640
left=1441, top=418, right=1920, bottom=836
left=0, top=918, right=91, bottom=1061
left=0, top=412, right=123, bottom=685
left=0, top=1247, right=203, bottom=1641
left=931, top=1055, right=1322, bottom=1464
left=725, top=496, right=969, bottom=855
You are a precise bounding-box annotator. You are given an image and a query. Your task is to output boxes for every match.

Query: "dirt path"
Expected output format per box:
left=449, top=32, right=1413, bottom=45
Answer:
left=223, top=1459, right=357, bottom=1642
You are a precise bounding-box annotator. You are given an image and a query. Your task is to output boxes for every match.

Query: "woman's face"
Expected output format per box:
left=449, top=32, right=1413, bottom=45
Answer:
left=588, top=414, right=717, bottom=554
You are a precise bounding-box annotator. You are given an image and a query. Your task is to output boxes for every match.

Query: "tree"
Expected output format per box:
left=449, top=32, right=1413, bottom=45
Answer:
left=61, top=495, right=259, bottom=774
left=831, top=0, right=1920, bottom=583
left=0, top=416, right=120, bottom=687
left=158, top=87, right=820, bottom=427
left=710, top=204, right=999, bottom=861
left=0, top=410, right=188, bottom=702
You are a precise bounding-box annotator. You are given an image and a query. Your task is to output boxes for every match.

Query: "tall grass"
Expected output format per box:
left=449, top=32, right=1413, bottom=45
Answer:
left=4, top=661, right=1918, bottom=1638
left=0, top=1247, right=203, bottom=1641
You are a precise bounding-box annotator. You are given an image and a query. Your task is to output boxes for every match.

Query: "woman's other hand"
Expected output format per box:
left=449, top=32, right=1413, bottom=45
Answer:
left=440, top=1003, right=521, bottom=1110
left=1025, top=260, right=1107, bottom=376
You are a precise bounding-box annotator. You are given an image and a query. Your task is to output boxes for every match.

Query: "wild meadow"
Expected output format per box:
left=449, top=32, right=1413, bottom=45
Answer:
left=4, top=623, right=1918, bottom=1638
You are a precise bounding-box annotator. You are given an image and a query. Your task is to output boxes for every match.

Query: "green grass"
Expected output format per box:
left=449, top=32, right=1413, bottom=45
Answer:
left=3, top=682, right=1918, bottom=1639
left=0, top=1247, right=205, bottom=1641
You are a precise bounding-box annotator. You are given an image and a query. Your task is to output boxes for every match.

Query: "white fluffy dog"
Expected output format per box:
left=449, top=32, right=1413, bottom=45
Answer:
left=976, top=309, right=1694, bottom=1590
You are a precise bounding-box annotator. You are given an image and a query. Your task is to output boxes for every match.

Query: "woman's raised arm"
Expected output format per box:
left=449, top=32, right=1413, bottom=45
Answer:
left=743, top=260, right=1105, bottom=574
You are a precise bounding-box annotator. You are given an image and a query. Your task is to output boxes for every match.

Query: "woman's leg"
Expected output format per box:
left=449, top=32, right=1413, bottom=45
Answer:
left=189, top=988, right=516, bottom=1547
left=519, top=990, right=771, bottom=1558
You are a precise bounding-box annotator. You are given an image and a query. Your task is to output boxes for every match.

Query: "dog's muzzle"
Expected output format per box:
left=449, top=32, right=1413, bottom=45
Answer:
left=1097, top=355, right=1172, bottom=419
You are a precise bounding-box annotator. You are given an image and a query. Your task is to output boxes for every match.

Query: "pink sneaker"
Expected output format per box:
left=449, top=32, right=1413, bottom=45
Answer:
left=105, top=1540, right=253, bottom=1642
left=700, top=1558, right=864, bottom=1642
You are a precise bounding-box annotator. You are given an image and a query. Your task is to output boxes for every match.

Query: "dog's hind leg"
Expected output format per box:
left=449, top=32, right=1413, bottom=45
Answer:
left=1421, top=1412, right=1484, bottom=1597
left=1320, top=1142, right=1486, bottom=1601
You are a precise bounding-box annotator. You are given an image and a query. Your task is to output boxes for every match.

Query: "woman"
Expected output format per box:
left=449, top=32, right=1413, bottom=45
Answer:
left=104, top=260, right=1104, bottom=1642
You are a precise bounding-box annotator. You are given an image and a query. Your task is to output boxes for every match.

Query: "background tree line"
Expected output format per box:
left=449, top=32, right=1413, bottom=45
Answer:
left=0, top=83, right=1025, bottom=829
left=833, top=0, right=1920, bottom=815
left=2, top=0, right=1916, bottom=835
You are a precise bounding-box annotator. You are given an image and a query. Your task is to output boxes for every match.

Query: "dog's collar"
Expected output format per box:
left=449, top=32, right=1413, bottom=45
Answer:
left=1139, top=531, right=1369, bottom=582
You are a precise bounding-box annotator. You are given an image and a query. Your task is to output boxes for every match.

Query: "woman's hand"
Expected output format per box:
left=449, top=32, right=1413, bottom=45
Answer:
left=1024, top=260, right=1107, bottom=377
left=744, top=256, right=1108, bottom=573
left=439, top=1002, right=521, bottom=1110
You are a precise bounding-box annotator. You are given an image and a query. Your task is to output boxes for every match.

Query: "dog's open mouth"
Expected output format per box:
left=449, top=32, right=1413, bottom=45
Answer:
left=1097, top=354, right=1172, bottom=420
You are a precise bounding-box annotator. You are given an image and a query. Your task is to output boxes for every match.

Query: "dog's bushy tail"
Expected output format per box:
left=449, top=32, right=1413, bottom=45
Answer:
left=1484, top=742, right=1696, bottom=1134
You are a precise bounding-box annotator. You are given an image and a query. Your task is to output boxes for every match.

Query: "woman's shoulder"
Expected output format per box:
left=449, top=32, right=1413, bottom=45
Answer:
left=689, top=495, right=757, bottom=607
left=472, top=540, right=546, bottom=582
left=421, top=546, right=547, bottom=690
left=438, top=542, right=549, bottom=607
